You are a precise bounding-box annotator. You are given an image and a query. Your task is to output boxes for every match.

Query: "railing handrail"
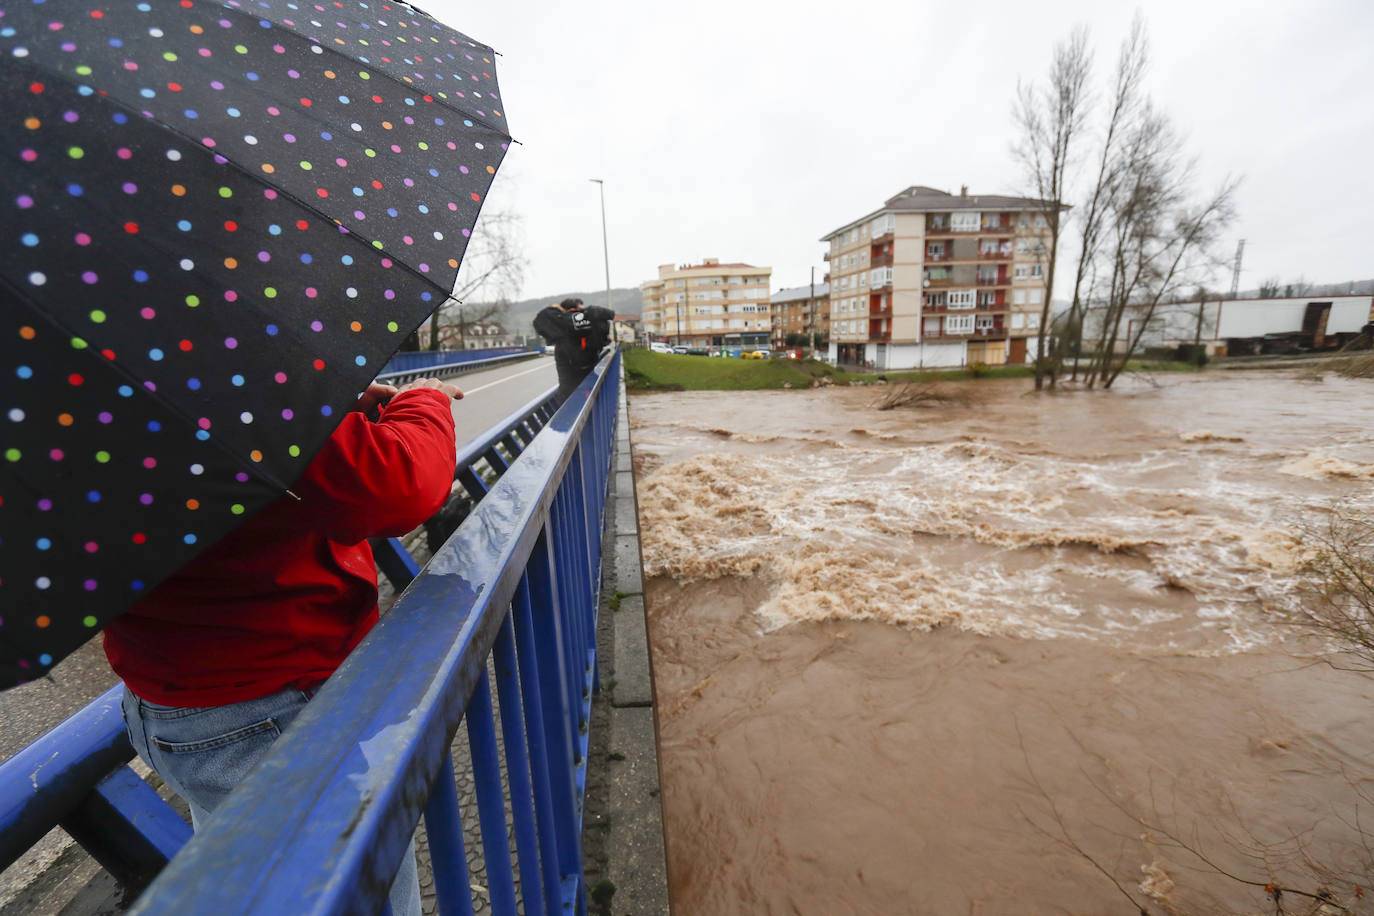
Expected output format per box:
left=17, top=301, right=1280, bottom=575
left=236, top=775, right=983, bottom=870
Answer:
left=377, top=349, right=536, bottom=386
left=128, top=350, right=619, bottom=914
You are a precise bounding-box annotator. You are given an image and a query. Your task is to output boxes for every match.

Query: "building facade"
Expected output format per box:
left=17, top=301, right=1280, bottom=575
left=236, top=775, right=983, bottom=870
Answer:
left=640, top=258, right=773, bottom=349
left=770, top=281, right=831, bottom=349
left=822, top=185, right=1059, bottom=369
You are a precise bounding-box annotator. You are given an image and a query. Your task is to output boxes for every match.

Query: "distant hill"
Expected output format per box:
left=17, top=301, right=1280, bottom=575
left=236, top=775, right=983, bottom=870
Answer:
left=1234, top=278, right=1374, bottom=298
left=470, top=288, right=644, bottom=335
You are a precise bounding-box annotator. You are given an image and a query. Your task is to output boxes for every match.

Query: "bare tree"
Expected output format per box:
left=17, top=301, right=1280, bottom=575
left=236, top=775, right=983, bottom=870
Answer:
left=1259, top=277, right=1283, bottom=299
left=1297, top=501, right=1374, bottom=670
left=1061, top=16, right=1150, bottom=381
left=414, top=208, right=527, bottom=351
left=1013, top=25, right=1091, bottom=390
left=1283, top=276, right=1312, bottom=299
left=1078, top=103, right=1238, bottom=389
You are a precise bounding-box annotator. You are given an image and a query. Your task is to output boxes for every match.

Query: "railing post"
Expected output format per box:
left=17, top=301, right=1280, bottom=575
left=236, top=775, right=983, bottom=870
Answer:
left=465, top=670, right=518, bottom=916
left=423, top=754, right=476, bottom=916
left=524, top=529, right=584, bottom=894
left=513, top=574, right=566, bottom=916
left=492, top=611, right=546, bottom=916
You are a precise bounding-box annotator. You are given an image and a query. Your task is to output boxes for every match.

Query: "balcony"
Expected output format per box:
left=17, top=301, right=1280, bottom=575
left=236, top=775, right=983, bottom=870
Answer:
left=977, top=248, right=1012, bottom=260
left=925, top=325, right=1004, bottom=340
left=870, top=251, right=893, bottom=268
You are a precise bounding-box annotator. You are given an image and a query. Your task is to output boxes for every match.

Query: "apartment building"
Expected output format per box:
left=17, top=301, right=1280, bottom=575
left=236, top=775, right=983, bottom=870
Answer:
left=770, top=281, right=831, bottom=349
left=822, top=185, right=1060, bottom=369
left=640, top=259, right=773, bottom=349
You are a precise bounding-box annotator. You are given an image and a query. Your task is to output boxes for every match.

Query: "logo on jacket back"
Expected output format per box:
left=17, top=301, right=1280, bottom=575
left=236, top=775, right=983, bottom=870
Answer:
left=571, top=312, right=591, bottom=330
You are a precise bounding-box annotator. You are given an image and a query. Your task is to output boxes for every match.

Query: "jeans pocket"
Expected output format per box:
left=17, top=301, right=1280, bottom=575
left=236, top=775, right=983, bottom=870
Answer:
left=151, top=719, right=280, bottom=758
left=151, top=717, right=281, bottom=754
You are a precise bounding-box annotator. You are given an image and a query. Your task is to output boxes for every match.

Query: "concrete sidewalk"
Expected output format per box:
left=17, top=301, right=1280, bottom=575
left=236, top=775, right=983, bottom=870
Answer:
left=581, top=375, right=671, bottom=916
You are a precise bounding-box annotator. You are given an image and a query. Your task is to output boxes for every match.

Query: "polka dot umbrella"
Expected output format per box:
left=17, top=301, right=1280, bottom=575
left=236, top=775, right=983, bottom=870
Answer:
left=0, top=0, right=510, bottom=686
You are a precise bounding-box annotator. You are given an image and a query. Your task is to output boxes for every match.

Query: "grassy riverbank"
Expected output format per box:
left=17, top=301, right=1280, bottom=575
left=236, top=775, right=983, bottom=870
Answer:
left=623, top=349, right=1202, bottom=392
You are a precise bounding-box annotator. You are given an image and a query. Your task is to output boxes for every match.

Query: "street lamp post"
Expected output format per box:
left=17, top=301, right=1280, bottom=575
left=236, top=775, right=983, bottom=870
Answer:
left=589, top=179, right=612, bottom=318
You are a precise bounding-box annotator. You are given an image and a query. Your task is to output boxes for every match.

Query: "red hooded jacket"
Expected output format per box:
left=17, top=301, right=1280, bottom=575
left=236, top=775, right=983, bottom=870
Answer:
left=103, top=387, right=457, bottom=706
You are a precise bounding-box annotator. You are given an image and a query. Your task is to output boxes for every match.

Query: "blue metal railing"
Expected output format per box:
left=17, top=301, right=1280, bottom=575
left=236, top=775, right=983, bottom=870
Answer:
left=0, top=349, right=621, bottom=915
left=379, top=347, right=534, bottom=384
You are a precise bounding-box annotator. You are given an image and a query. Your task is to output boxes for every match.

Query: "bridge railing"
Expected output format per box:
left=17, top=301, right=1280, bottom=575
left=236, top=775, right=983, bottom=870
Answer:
left=378, top=347, right=535, bottom=385
left=0, top=349, right=621, bottom=915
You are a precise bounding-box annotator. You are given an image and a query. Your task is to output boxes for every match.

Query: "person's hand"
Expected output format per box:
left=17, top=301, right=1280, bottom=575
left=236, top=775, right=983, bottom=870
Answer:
left=397, top=377, right=464, bottom=400
left=354, top=382, right=398, bottom=413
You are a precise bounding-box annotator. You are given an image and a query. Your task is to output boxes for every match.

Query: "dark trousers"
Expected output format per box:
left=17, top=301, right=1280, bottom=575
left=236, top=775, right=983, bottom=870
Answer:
left=555, top=362, right=593, bottom=405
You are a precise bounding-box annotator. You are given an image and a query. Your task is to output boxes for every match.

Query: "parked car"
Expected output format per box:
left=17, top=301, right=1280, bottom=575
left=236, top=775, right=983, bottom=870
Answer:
left=649, top=342, right=672, bottom=354
left=742, top=349, right=771, bottom=360
left=543, top=344, right=556, bottom=355
left=671, top=345, right=689, bottom=355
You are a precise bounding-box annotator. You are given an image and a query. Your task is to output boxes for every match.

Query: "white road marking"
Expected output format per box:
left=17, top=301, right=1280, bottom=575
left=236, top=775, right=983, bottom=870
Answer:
left=458, top=361, right=552, bottom=395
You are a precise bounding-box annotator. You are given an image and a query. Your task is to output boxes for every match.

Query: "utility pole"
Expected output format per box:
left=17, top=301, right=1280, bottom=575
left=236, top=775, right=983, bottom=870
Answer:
left=589, top=179, right=612, bottom=316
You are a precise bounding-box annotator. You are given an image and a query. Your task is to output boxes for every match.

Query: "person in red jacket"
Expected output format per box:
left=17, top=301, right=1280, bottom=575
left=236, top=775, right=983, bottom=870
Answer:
left=105, top=376, right=461, bottom=916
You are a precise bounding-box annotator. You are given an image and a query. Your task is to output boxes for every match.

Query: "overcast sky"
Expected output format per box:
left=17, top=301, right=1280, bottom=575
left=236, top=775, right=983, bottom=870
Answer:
left=425, top=0, right=1374, bottom=305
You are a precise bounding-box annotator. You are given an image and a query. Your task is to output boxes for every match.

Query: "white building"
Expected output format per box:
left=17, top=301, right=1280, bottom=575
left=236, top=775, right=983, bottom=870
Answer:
left=1080, top=294, right=1374, bottom=355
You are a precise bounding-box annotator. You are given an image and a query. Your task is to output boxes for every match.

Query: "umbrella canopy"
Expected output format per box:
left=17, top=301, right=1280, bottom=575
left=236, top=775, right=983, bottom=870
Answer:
left=0, top=0, right=511, bottom=686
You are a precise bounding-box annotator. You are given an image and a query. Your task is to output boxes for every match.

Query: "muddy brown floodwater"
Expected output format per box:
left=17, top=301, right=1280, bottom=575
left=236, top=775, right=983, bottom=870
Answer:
left=628, top=369, right=1374, bottom=916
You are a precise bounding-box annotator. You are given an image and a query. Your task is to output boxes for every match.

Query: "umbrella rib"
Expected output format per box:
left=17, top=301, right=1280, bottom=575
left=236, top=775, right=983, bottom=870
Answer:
left=0, top=271, right=298, bottom=494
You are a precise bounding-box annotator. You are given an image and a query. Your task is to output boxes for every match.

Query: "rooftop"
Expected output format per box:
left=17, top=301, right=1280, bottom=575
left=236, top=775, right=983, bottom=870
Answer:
left=772, top=282, right=831, bottom=303
left=821, top=185, right=1064, bottom=241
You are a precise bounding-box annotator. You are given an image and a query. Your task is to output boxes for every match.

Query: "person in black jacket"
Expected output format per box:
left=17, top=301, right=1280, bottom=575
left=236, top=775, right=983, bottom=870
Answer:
left=533, top=297, right=615, bottom=403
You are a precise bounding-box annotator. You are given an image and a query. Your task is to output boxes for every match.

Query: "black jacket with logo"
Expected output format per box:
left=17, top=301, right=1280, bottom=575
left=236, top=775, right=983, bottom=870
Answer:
left=533, top=305, right=614, bottom=374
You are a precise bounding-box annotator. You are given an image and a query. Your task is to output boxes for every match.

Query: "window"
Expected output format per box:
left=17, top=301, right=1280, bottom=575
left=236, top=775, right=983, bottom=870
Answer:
left=929, top=215, right=948, bottom=231
left=673, top=279, right=685, bottom=287
left=870, top=267, right=893, bottom=287
left=925, top=291, right=947, bottom=307
left=982, top=214, right=1002, bottom=229
left=1014, top=265, right=1029, bottom=279
left=729, top=276, right=742, bottom=285
left=978, top=290, right=997, bottom=306
left=1030, top=264, right=1044, bottom=278
left=980, top=239, right=999, bottom=254
left=1012, top=289, right=1026, bottom=305
left=1018, top=214, right=1030, bottom=229
left=925, top=267, right=950, bottom=281
left=1029, top=289, right=1044, bottom=304
left=1027, top=313, right=1040, bottom=328
left=1034, top=214, right=1048, bottom=228
left=946, top=315, right=974, bottom=334
left=871, top=214, right=894, bottom=236
left=948, top=290, right=975, bottom=309
left=976, top=316, right=994, bottom=330
left=1011, top=313, right=1026, bottom=329
left=951, top=212, right=980, bottom=232
left=977, top=266, right=999, bottom=283
left=1016, top=239, right=1031, bottom=254
left=923, top=317, right=941, bottom=335
left=927, top=242, right=946, bottom=258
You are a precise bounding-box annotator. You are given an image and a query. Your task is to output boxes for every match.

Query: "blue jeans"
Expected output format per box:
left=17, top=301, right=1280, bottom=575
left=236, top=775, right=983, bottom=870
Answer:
left=121, top=685, right=422, bottom=916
